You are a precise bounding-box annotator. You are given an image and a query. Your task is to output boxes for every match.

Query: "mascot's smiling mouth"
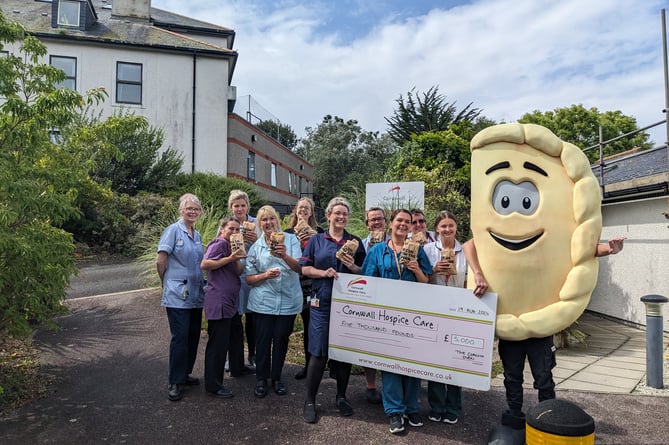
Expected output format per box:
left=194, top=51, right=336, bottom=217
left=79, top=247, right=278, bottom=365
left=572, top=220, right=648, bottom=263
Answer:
left=489, top=230, right=543, bottom=251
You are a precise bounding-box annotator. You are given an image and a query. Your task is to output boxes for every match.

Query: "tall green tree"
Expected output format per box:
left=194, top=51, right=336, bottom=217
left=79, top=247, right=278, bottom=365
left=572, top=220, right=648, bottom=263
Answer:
left=385, top=86, right=482, bottom=145
left=519, top=104, right=653, bottom=162
left=57, top=110, right=183, bottom=254
left=384, top=130, right=474, bottom=235
left=255, top=119, right=298, bottom=150
left=70, top=110, right=183, bottom=196
left=0, top=13, right=105, bottom=335
left=298, top=115, right=395, bottom=208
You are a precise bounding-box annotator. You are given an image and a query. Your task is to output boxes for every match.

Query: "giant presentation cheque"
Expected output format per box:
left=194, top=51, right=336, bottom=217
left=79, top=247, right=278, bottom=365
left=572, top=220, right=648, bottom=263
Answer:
left=329, top=273, right=498, bottom=391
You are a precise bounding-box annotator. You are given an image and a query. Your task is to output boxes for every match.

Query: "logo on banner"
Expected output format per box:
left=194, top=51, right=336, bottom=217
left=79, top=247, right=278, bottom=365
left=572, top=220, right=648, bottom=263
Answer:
left=344, top=277, right=369, bottom=297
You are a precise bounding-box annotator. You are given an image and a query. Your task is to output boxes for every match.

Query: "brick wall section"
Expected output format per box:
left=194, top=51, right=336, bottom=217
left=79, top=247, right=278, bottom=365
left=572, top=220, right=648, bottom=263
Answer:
left=227, top=113, right=314, bottom=208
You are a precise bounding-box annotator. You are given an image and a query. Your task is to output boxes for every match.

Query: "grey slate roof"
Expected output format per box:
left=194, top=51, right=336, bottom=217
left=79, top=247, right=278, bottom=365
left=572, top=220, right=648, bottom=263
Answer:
left=593, top=145, right=668, bottom=185
left=591, top=145, right=669, bottom=202
left=1, top=0, right=237, bottom=57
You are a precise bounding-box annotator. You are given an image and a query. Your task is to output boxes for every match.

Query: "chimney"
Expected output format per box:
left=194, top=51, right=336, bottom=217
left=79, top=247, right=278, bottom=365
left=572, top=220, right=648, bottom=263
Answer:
left=112, top=0, right=151, bottom=21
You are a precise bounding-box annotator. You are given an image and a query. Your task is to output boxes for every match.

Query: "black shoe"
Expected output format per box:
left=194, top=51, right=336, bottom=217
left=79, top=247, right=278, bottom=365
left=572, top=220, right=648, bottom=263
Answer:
left=403, top=412, right=424, bottom=427
left=248, top=355, right=256, bottom=367
left=303, top=401, right=317, bottom=423
left=336, top=396, right=353, bottom=417
left=272, top=380, right=287, bottom=396
left=207, top=387, right=233, bottom=399
left=184, top=375, right=200, bottom=386
left=254, top=380, right=267, bottom=398
left=167, top=384, right=182, bottom=401
left=501, top=410, right=526, bottom=430
left=443, top=412, right=458, bottom=424
left=295, top=367, right=307, bottom=380
left=389, top=413, right=405, bottom=434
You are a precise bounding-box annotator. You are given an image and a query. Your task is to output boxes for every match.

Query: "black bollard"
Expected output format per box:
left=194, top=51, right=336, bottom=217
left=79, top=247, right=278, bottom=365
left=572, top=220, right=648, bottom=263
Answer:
left=640, top=294, right=668, bottom=389
left=526, top=399, right=595, bottom=444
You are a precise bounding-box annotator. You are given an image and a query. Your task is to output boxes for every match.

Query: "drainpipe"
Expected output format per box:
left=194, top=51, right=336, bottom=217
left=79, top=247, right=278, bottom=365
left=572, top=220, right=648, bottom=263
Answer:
left=599, top=125, right=604, bottom=194
left=191, top=52, right=197, bottom=173
left=662, top=10, right=669, bottom=172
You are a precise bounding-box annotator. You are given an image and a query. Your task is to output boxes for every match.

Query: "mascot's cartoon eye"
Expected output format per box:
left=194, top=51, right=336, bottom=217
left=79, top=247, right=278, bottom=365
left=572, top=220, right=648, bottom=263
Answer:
left=492, top=180, right=540, bottom=216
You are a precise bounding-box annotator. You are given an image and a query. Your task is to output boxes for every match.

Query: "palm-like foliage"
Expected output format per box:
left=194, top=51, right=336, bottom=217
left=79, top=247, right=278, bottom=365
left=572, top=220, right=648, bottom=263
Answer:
left=385, top=86, right=481, bottom=145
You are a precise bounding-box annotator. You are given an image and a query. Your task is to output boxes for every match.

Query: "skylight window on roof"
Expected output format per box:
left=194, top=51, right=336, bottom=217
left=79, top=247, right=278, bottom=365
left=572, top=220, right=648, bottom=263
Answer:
left=57, top=1, right=80, bottom=27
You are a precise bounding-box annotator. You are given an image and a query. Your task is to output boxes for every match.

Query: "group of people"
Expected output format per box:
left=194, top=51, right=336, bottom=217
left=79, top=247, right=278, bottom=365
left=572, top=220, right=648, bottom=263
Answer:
left=157, top=190, right=626, bottom=436
left=157, top=190, right=264, bottom=403
left=156, top=190, right=487, bottom=435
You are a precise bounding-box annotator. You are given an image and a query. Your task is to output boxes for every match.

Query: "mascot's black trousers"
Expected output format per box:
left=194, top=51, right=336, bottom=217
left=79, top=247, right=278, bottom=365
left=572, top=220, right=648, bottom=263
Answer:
left=498, top=336, right=556, bottom=426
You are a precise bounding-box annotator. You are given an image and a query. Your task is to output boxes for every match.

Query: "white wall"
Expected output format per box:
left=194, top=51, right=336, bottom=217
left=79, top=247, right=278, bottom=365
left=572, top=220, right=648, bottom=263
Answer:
left=589, top=197, right=669, bottom=327
left=192, top=57, right=229, bottom=175
left=23, top=40, right=230, bottom=176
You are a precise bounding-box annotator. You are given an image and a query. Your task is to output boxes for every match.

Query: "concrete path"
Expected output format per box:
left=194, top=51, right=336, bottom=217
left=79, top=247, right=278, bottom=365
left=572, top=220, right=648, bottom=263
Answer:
left=492, top=312, right=669, bottom=395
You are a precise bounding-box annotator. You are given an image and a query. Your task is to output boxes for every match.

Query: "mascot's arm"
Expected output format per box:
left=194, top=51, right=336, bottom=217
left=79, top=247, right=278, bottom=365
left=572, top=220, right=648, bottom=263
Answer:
left=462, top=240, right=488, bottom=297
left=596, top=237, right=626, bottom=257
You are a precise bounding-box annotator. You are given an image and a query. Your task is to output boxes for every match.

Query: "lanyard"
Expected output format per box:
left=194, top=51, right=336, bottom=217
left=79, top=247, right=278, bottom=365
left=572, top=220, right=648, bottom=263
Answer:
left=388, top=241, right=404, bottom=279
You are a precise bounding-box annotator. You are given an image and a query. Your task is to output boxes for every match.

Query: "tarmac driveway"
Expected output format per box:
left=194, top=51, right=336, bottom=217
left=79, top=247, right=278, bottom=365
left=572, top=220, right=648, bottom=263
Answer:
left=0, top=290, right=667, bottom=444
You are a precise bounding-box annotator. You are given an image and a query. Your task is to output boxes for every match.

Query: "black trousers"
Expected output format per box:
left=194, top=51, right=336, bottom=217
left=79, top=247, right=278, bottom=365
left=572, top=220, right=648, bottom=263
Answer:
left=300, top=304, right=311, bottom=365
left=254, top=313, right=296, bottom=382
left=166, top=307, right=202, bottom=385
left=204, top=316, right=237, bottom=392
left=226, top=313, right=246, bottom=376
left=244, top=312, right=256, bottom=358
left=498, top=336, right=556, bottom=415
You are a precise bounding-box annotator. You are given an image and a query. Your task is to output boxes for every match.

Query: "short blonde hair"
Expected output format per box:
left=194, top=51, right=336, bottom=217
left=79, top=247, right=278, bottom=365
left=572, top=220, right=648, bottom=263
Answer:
left=256, top=205, right=279, bottom=222
left=325, top=196, right=350, bottom=215
left=228, top=189, right=250, bottom=210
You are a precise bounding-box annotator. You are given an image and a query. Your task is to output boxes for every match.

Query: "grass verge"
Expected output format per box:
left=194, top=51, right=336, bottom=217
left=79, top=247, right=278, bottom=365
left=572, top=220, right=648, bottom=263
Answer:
left=0, top=335, right=48, bottom=417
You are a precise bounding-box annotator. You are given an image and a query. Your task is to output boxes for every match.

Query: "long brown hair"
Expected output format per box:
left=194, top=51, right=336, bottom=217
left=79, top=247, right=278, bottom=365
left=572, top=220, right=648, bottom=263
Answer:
left=288, top=197, right=318, bottom=229
left=432, top=210, right=457, bottom=232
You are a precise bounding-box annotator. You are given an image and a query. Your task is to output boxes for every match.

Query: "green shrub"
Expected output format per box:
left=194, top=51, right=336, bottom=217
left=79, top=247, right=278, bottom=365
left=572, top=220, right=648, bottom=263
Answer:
left=171, top=173, right=266, bottom=215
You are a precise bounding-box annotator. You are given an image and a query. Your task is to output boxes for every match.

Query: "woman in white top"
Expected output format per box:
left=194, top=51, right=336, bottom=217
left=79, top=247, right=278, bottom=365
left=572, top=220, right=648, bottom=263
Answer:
left=423, top=210, right=467, bottom=424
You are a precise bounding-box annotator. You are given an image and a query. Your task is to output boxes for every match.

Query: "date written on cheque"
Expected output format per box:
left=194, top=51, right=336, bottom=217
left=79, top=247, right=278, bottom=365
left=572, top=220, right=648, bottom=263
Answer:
left=456, top=307, right=490, bottom=317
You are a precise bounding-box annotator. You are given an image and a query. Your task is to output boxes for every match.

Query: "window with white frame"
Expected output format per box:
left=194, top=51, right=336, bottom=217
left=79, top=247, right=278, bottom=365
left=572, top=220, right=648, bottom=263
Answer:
left=288, top=172, right=293, bottom=193
left=116, top=62, right=142, bottom=104
left=50, top=55, right=77, bottom=90
left=271, top=163, right=277, bottom=187
left=247, top=152, right=256, bottom=180
left=57, top=1, right=80, bottom=27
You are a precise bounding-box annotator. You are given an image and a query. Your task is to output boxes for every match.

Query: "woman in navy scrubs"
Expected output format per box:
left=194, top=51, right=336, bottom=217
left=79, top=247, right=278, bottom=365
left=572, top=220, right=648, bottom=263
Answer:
left=299, top=196, right=365, bottom=423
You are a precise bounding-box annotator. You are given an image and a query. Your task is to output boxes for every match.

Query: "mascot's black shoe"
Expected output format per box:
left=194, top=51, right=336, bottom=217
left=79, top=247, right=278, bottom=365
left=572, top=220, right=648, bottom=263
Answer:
left=487, top=410, right=526, bottom=445
left=501, top=410, right=526, bottom=430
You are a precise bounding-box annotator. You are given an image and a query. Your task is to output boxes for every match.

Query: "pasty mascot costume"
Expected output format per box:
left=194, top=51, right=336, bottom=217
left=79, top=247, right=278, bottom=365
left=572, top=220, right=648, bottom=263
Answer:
left=467, top=123, right=614, bottom=444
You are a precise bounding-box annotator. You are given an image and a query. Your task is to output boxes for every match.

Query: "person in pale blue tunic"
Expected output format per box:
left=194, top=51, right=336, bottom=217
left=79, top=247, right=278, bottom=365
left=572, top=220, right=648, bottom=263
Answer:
left=156, top=193, right=206, bottom=402
left=245, top=205, right=302, bottom=399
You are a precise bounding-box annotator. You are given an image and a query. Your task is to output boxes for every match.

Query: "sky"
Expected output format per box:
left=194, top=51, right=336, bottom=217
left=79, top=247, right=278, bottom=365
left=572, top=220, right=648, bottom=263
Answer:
left=153, top=0, right=669, bottom=145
